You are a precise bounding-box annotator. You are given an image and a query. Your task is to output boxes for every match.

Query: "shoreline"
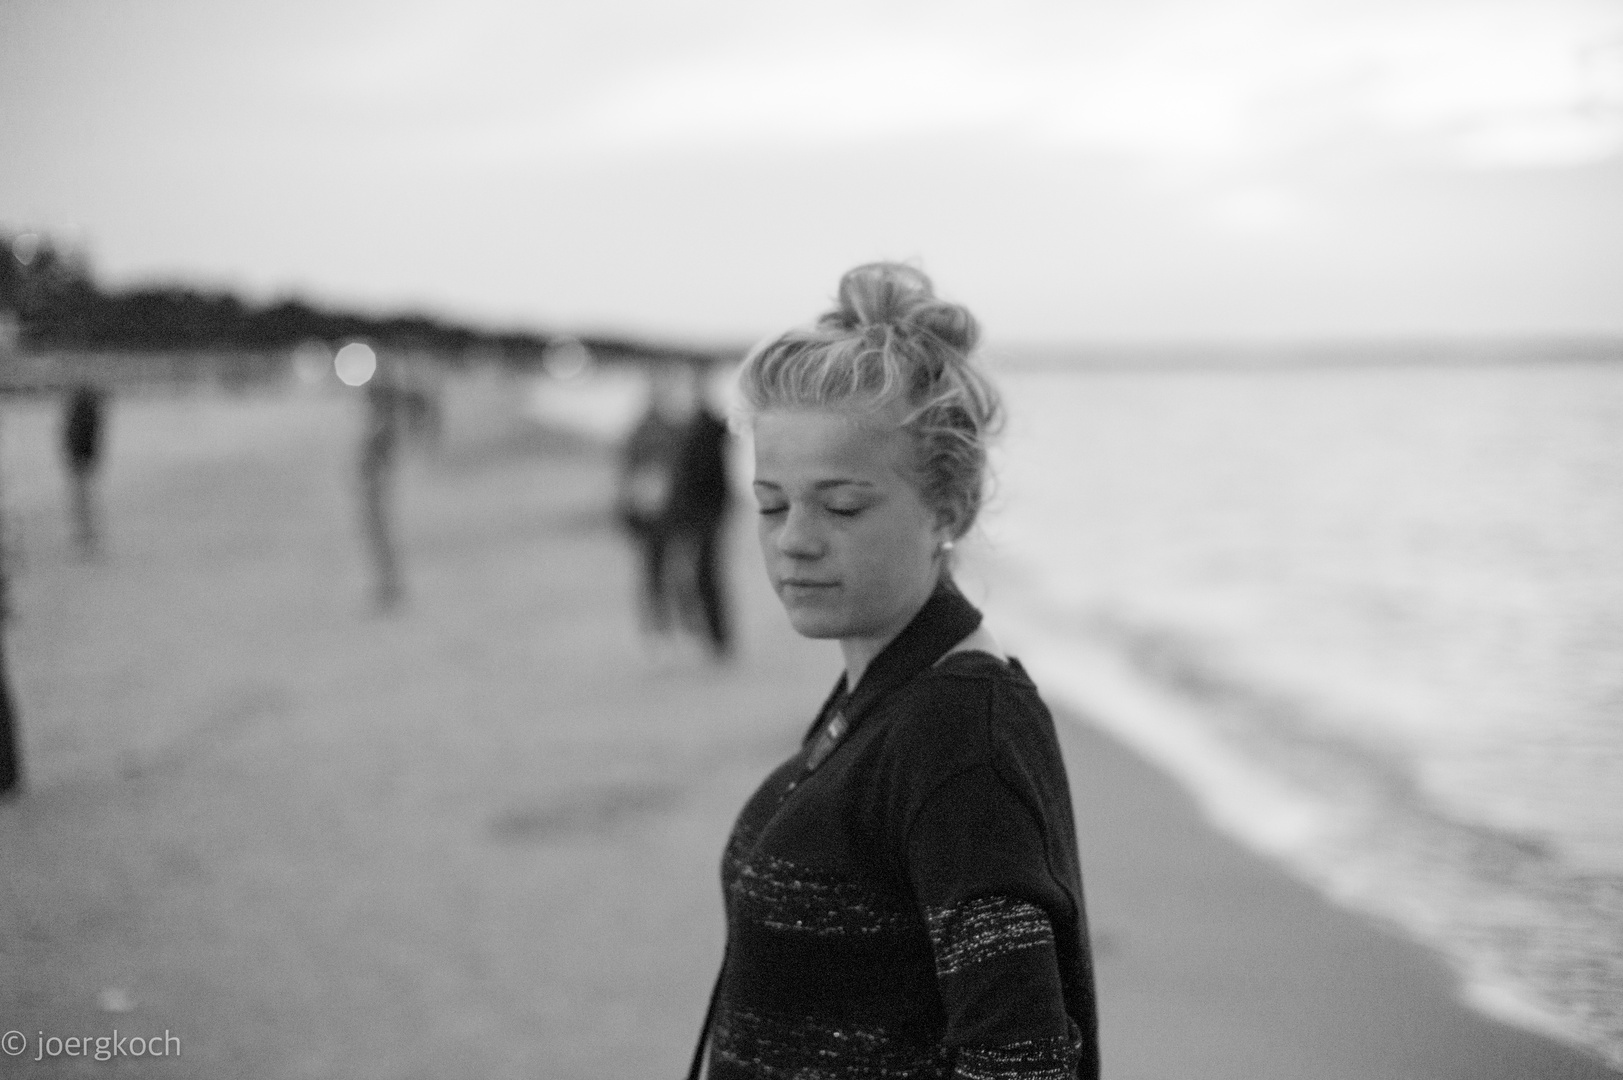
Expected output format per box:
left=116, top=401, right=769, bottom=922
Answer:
left=987, top=597, right=1623, bottom=1073
left=1046, top=697, right=1620, bottom=1078
left=0, top=386, right=1617, bottom=1077
left=964, top=568, right=1623, bottom=1077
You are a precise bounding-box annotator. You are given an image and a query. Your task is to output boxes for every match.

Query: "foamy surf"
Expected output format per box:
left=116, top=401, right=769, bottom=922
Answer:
left=988, top=590, right=1623, bottom=1071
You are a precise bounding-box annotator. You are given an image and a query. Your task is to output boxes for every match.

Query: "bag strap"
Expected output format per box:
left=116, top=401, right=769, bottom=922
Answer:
left=685, top=943, right=728, bottom=1080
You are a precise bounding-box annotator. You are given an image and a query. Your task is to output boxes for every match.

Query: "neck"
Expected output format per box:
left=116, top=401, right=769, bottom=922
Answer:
left=837, top=580, right=940, bottom=690
left=837, top=638, right=882, bottom=693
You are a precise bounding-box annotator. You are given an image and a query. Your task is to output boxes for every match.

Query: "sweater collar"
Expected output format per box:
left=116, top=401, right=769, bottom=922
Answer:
left=821, top=577, right=983, bottom=736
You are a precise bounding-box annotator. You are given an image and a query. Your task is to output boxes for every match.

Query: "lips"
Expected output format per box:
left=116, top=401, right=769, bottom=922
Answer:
left=780, top=579, right=838, bottom=595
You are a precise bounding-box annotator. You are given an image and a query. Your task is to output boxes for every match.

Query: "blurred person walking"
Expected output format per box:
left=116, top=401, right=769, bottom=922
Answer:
left=666, top=363, right=734, bottom=662
left=359, top=356, right=405, bottom=613
left=688, top=264, right=1098, bottom=1079
left=60, top=381, right=106, bottom=558
left=616, top=366, right=691, bottom=660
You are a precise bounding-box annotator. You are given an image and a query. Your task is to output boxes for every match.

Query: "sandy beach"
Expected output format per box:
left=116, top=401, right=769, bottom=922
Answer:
left=1, top=379, right=1616, bottom=1079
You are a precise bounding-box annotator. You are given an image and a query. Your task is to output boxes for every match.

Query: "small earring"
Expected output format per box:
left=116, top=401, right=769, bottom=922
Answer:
left=939, top=539, right=955, bottom=554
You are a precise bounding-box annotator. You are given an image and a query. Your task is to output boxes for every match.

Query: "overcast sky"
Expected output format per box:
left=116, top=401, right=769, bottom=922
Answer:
left=3, top=0, right=1620, bottom=344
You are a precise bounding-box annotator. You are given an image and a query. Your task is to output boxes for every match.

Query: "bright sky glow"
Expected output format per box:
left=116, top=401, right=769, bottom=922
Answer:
left=2, top=0, right=1619, bottom=342
left=553, top=1, right=1623, bottom=169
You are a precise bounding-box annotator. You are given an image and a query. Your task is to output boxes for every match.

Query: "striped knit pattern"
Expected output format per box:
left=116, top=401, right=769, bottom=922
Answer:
left=713, top=1006, right=950, bottom=1080
left=925, top=897, right=1057, bottom=978
left=728, top=849, right=913, bottom=938
left=955, top=1036, right=1083, bottom=1080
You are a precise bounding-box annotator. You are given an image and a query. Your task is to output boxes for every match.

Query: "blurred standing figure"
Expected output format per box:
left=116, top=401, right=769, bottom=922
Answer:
left=666, top=364, right=734, bottom=661
left=359, top=358, right=404, bottom=613
left=616, top=366, right=691, bottom=656
left=60, top=382, right=106, bottom=558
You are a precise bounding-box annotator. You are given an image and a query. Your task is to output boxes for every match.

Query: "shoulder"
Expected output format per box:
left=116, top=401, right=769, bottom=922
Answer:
left=860, top=654, right=1078, bottom=872
left=876, top=652, right=1057, bottom=792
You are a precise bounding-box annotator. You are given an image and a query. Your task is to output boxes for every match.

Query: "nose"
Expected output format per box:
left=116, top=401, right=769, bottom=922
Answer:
left=775, top=504, right=823, bottom=560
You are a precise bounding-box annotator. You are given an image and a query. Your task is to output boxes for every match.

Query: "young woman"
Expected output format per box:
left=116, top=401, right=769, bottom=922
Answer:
left=689, top=264, right=1099, bottom=1079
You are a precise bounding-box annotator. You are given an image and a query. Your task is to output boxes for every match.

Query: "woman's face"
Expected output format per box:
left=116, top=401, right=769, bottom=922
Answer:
left=752, top=407, right=951, bottom=662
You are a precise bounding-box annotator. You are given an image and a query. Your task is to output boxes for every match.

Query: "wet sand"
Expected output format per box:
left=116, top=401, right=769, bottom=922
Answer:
left=0, top=383, right=1615, bottom=1077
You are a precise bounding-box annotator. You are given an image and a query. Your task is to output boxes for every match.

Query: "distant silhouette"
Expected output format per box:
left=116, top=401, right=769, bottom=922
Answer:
left=0, top=542, right=18, bottom=797
left=0, top=642, right=18, bottom=797
left=359, top=360, right=404, bottom=613
left=60, top=382, right=106, bottom=558
left=666, top=366, right=734, bottom=660
left=616, top=368, right=690, bottom=652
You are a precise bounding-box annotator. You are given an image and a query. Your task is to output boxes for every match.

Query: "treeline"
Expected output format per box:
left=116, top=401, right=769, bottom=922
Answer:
left=0, top=229, right=726, bottom=365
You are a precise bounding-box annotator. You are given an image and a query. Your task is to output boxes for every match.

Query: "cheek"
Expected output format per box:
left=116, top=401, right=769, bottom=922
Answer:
left=853, top=515, right=935, bottom=581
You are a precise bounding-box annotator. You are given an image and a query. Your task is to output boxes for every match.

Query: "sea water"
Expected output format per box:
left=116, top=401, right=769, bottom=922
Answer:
left=972, top=347, right=1623, bottom=1067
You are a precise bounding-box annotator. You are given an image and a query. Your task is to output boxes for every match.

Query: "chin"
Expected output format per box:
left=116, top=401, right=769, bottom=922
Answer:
left=783, top=606, right=848, bottom=640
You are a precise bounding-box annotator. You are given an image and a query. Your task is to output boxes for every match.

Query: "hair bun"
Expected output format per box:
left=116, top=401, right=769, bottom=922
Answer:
left=823, top=262, right=980, bottom=355
left=741, top=260, right=1003, bottom=539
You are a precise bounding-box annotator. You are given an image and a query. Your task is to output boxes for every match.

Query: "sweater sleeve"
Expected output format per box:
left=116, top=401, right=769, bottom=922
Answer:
left=907, top=763, right=1083, bottom=1080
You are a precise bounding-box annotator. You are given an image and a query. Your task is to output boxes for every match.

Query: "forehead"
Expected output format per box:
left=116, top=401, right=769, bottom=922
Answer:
left=752, top=408, right=910, bottom=483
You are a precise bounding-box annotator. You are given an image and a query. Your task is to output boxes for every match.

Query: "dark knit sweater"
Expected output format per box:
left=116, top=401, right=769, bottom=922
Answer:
left=705, top=582, right=1100, bottom=1080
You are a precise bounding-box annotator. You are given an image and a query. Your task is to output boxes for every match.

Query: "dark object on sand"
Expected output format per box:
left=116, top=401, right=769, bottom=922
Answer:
left=0, top=451, right=18, bottom=796
left=0, top=607, right=18, bottom=792
left=0, top=629, right=19, bottom=797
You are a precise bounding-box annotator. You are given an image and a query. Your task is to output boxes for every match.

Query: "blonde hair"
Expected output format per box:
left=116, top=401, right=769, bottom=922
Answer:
left=738, top=263, right=1002, bottom=537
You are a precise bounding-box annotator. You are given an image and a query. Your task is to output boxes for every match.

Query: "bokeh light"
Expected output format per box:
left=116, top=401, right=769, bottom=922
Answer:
left=542, top=337, right=592, bottom=380
left=334, top=342, right=377, bottom=387
left=11, top=232, right=40, bottom=267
